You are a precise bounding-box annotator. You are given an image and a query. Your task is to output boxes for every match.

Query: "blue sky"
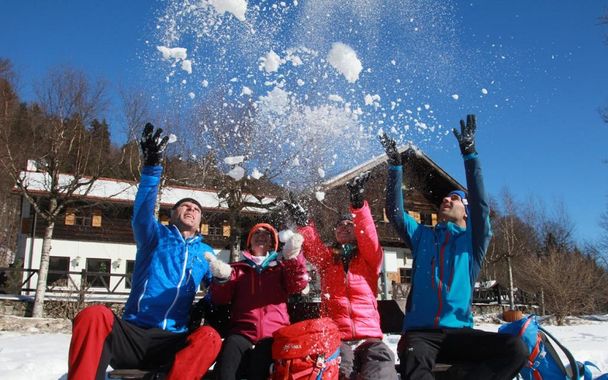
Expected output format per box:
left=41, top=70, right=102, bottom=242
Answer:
left=1, top=1, right=607, bottom=244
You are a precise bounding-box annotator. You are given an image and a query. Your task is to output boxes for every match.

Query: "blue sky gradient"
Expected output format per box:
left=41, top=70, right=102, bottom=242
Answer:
left=1, top=0, right=607, bottom=244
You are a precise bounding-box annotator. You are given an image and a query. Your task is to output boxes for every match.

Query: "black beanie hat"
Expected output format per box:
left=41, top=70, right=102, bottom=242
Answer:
left=172, top=197, right=203, bottom=212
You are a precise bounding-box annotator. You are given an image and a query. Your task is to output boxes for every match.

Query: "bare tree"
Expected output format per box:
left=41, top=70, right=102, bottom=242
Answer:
left=0, top=67, right=109, bottom=317
left=485, top=189, right=537, bottom=310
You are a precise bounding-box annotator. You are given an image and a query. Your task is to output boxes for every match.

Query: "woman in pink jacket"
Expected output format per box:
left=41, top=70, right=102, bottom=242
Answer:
left=207, top=223, right=309, bottom=380
left=287, top=172, right=398, bottom=380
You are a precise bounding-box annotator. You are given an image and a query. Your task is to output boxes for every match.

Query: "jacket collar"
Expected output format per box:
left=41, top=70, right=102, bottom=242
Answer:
left=170, top=224, right=202, bottom=244
left=435, top=221, right=467, bottom=235
left=242, top=250, right=279, bottom=272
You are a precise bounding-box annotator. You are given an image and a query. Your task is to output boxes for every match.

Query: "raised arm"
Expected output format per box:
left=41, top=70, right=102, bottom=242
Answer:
left=453, top=115, right=492, bottom=270
left=345, top=171, right=382, bottom=272
left=280, top=233, right=309, bottom=294
left=284, top=200, right=333, bottom=269
left=131, top=123, right=169, bottom=254
left=351, top=201, right=383, bottom=274
left=380, top=133, right=421, bottom=249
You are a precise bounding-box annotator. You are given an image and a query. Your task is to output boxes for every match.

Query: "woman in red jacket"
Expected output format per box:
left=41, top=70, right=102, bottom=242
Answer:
left=288, top=172, right=398, bottom=380
left=207, top=223, right=309, bottom=380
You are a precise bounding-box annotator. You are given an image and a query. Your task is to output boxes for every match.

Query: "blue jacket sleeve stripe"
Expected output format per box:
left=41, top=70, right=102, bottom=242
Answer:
left=464, top=156, right=492, bottom=276
left=386, top=165, right=420, bottom=250
left=132, top=165, right=163, bottom=254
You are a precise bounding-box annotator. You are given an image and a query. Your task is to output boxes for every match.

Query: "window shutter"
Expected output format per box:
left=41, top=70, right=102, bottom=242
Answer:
left=160, top=214, right=170, bottom=225
left=92, top=209, right=102, bottom=227
left=222, top=224, right=231, bottom=237
left=408, top=211, right=421, bottom=223
left=65, top=208, right=76, bottom=225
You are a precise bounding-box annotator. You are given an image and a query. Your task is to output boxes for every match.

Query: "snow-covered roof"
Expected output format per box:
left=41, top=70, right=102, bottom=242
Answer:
left=322, top=143, right=464, bottom=190
left=17, top=171, right=274, bottom=213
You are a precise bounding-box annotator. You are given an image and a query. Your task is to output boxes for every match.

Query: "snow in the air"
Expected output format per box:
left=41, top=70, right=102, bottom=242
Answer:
left=209, top=0, right=248, bottom=22
left=260, top=50, right=282, bottom=73
left=227, top=165, right=245, bottom=180
left=250, top=168, right=263, bottom=179
left=223, top=156, right=245, bottom=165
left=315, top=191, right=326, bottom=201
left=327, top=42, right=363, bottom=83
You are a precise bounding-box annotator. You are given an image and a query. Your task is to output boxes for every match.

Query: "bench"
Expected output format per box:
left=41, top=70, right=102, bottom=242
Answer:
left=109, top=300, right=458, bottom=379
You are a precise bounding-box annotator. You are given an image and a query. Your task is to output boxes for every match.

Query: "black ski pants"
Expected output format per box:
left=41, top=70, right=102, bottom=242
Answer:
left=340, top=339, right=398, bottom=380
left=214, top=333, right=274, bottom=380
left=398, top=328, right=528, bottom=380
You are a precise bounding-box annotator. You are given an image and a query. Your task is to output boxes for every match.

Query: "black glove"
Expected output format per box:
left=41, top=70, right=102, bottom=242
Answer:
left=284, top=200, right=309, bottom=227
left=346, top=171, right=371, bottom=209
left=453, top=114, right=477, bottom=155
left=140, top=123, right=169, bottom=166
left=379, top=133, right=401, bottom=165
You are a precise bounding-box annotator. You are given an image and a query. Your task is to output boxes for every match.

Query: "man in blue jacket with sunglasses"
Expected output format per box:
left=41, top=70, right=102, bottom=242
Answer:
left=381, top=115, right=527, bottom=380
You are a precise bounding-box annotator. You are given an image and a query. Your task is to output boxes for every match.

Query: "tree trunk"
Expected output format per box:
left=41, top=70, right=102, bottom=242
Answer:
left=230, top=232, right=241, bottom=263
left=507, top=255, right=515, bottom=310
left=32, top=220, right=55, bottom=318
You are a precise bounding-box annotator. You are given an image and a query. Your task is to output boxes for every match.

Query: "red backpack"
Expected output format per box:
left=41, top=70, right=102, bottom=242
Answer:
left=272, top=318, right=342, bottom=380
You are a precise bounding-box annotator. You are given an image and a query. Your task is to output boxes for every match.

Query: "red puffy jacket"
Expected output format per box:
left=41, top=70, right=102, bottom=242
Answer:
left=210, top=250, right=308, bottom=344
left=299, top=201, right=383, bottom=341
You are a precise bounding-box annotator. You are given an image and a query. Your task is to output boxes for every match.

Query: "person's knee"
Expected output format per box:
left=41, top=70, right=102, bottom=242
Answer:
left=73, top=305, right=113, bottom=327
left=189, top=326, right=222, bottom=355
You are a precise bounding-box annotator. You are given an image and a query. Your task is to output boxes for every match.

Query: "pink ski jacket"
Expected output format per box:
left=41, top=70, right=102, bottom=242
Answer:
left=299, top=201, right=384, bottom=341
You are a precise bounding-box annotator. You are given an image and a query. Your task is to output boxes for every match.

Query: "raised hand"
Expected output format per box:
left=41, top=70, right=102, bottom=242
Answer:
left=453, top=114, right=477, bottom=155
left=204, top=252, right=232, bottom=280
left=346, top=171, right=371, bottom=209
left=379, top=133, right=401, bottom=166
left=140, top=123, right=169, bottom=166
left=283, top=199, right=309, bottom=227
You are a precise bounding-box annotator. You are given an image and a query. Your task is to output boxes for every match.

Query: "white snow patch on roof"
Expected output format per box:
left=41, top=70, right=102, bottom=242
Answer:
left=327, top=42, right=362, bottom=83
left=241, top=86, right=253, bottom=96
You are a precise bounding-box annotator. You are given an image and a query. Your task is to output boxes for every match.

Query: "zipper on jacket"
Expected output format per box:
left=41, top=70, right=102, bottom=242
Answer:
left=137, top=279, right=148, bottom=313
left=433, top=232, right=450, bottom=327
left=344, top=272, right=356, bottom=339
left=162, top=231, right=190, bottom=330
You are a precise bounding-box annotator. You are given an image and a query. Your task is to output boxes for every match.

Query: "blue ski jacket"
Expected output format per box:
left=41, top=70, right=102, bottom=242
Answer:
left=386, top=153, right=492, bottom=331
left=123, top=165, right=214, bottom=333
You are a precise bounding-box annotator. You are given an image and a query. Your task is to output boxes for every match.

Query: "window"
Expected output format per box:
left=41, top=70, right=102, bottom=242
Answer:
left=86, top=258, right=111, bottom=289
left=408, top=211, right=421, bottom=223
left=64, top=208, right=102, bottom=227
left=399, top=267, right=412, bottom=284
left=47, top=256, right=69, bottom=286
left=125, top=260, right=135, bottom=289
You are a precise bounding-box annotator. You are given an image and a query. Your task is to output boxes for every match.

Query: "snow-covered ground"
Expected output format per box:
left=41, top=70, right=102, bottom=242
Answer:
left=1, top=316, right=607, bottom=380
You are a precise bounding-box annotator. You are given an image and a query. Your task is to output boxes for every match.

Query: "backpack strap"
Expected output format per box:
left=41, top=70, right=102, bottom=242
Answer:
left=538, top=326, right=579, bottom=379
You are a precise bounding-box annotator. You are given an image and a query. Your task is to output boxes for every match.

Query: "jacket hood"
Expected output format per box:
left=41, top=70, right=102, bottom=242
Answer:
left=246, top=223, right=279, bottom=252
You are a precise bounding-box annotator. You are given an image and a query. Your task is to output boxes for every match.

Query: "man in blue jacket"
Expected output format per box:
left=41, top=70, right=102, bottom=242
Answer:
left=380, top=115, right=527, bottom=380
left=68, top=123, right=222, bottom=380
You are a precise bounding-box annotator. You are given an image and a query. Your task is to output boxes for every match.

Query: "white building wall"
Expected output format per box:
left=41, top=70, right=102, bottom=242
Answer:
left=19, top=236, right=227, bottom=296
